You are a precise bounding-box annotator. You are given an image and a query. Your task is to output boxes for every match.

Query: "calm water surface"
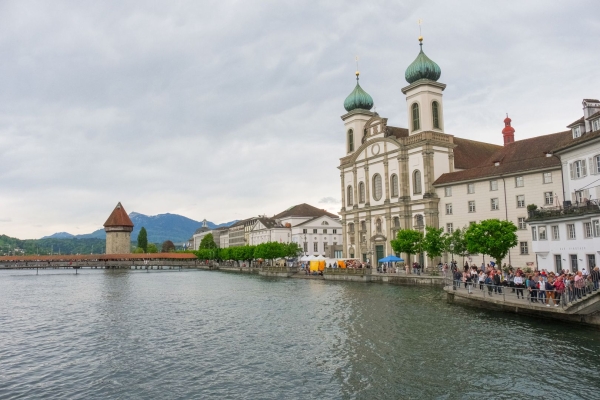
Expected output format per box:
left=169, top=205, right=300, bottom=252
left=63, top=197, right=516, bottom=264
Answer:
left=0, top=269, right=599, bottom=399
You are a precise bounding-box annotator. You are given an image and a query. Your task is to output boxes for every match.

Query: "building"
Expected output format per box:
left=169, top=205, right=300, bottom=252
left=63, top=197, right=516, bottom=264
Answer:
left=104, top=202, right=134, bottom=254
left=228, top=219, right=248, bottom=247
left=529, top=99, right=600, bottom=272
left=290, top=214, right=343, bottom=258
left=248, top=217, right=288, bottom=245
left=219, top=228, right=230, bottom=249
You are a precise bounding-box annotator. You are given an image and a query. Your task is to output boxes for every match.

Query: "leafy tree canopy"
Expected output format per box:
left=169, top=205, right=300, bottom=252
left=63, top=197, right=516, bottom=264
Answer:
left=464, top=219, right=518, bottom=266
left=161, top=240, right=175, bottom=253
left=422, top=226, right=445, bottom=259
left=199, top=234, right=218, bottom=250
left=137, top=227, right=148, bottom=253
left=391, top=229, right=424, bottom=257
left=147, top=243, right=159, bottom=253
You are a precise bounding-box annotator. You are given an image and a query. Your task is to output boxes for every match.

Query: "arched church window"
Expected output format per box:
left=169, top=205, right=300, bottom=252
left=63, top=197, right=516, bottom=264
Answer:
left=348, top=129, right=354, bottom=153
left=347, top=185, right=353, bottom=206
left=413, top=170, right=422, bottom=194
left=372, top=174, right=382, bottom=201
left=360, top=220, right=366, bottom=232
left=432, top=101, right=440, bottom=129
left=376, top=218, right=382, bottom=234
left=359, top=182, right=365, bottom=203
left=393, top=217, right=400, bottom=228
left=414, top=214, right=424, bottom=229
left=412, top=103, right=420, bottom=131
left=390, top=174, right=399, bottom=197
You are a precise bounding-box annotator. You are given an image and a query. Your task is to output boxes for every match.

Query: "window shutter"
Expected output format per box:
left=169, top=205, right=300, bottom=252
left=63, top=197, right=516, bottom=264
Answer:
left=570, top=163, right=574, bottom=179
left=582, top=159, right=588, bottom=176
left=584, top=189, right=590, bottom=199
left=590, top=158, right=596, bottom=175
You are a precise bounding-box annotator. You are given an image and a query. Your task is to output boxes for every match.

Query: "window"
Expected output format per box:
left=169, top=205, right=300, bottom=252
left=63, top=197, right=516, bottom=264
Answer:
left=446, top=223, right=454, bottom=233
left=350, top=236, right=355, bottom=244
left=467, top=183, right=475, bottom=194
left=491, top=198, right=499, bottom=210
left=570, top=254, right=578, bottom=272
left=393, top=217, right=400, bottom=227
left=333, top=229, right=337, bottom=234
left=323, top=242, right=327, bottom=251
left=359, top=182, right=365, bottom=203
left=555, top=254, right=562, bottom=271
left=517, top=195, right=525, bottom=208
left=432, top=101, right=440, bottom=129
left=413, top=170, right=422, bottom=194
left=588, top=254, right=596, bottom=269
left=323, top=229, right=327, bottom=234
left=348, top=223, right=354, bottom=233
left=544, top=192, right=554, bottom=205
left=520, top=242, right=529, bottom=255
left=552, top=225, right=560, bottom=240
left=468, top=201, right=476, bottom=213
left=532, top=227, right=537, bottom=241
left=543, top=172, right=552, bottom=183
left=360, top=221, right=366, bottom=232
left=349, top=249, right=355, bottom=258
left=372, top=174, right=382, bottom=201
left=313, top=229, right=317, bottom=234
left=573, top=126, right=582, bottom=139
left=570, top=160, right=587, bottom=179
left=375, top=218, right=382, bottom=233
left=567, top=224, right=576, bottom=239
left=313, top=242, right=318, bottom=252
left=518, top=217, right=526, bottom=230
left=347, top=185, right=353, bottom=206
left=302, top=228, right=307, bottom=234
left=411, top=103, right=420, bottom=131
left=593, top=119, right=600, bottom=132
left=584, top=222, right=592, bottom=238
left=539, top=226, right=547, bottom=240
left=445, top=187, right=452, bottom=197
left=595, top=155, right=600, bottom=175
left=303, top=242, right=308, bottom=252
left=515, top=176, right=524, bottom=187
left=593, top=220, right=600, bottom=237
left=390, top=175, right=399, bottom=197
left=415, top=215, right=424, bottom=229
left=575, top=190, right=583, bottom=204
left=348, top=129, right=354, bottom=152
left=446, top=203, right=453, bottom=215
left=490, top=180, right=498, bottom=191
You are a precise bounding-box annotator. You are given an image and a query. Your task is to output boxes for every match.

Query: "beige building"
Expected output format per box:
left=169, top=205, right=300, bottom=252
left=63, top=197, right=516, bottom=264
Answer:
left=104, top=202, right=133, bottom=254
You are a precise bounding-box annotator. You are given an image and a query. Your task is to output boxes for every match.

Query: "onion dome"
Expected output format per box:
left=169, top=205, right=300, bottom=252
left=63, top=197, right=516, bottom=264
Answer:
left=405, top=37, right=441, bottom=84
left=343, top=71, right=374, bottom=112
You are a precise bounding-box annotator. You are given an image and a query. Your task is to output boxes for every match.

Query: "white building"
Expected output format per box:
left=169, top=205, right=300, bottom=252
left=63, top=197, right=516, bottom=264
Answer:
left=290, top=214, right=343, bottom=258
left=248, top=217, right=289, bottom=245
left=529, top=99, right=600, bottom=272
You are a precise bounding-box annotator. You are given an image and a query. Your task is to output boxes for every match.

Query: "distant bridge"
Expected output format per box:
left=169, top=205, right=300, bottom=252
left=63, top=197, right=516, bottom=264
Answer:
left=0, top=253, right=200, bottom=271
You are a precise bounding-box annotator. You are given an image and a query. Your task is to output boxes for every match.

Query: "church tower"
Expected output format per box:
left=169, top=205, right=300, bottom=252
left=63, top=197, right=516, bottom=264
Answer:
left=104, top=202, right=134, bottom=254
left=401, top=37, right=445, bottom=134
left=342, top=70, right=376, bottom=156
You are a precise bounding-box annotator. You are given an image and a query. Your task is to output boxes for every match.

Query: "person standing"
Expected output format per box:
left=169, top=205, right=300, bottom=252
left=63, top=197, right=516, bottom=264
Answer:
left=514, top=272, right=524, bottom=299
left=545, top=277, right=556, bottom=307
left=591, top=267, right=600, bottom=291
left=528, top=275, right=538, bottom=303
left=538, top=277, right=546, bottom=304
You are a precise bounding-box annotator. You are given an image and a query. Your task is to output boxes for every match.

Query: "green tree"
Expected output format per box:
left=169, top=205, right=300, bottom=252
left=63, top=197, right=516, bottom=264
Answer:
left=284, top=242, right=302, bottom=258
left=137, top=227, right=148, bottom=253
left=422, top=226, right=445, bottom=262
left=391, top=229, right=424, bottom=265
left=199, top=233, right=217, bottom=250
left=161, top=240, right=175, bottom=253
left=133, top=247, right=144, bottom=254
left=147, top=243, right=158, bottom=253
left=465, top=219, right=518, bottom=267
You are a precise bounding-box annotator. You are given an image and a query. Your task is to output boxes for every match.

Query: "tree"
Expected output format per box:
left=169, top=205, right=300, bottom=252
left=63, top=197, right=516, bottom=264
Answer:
left=284, top=242, right=302, bottom=258
left=422, top=226, right=445, bottom=262
left=465, top=219, right=518, bottom=267
left=133, top=247, right=144, bottom=254
left=444, top=227, right=468, bottom=266
left=391, top=229, right=424, bottom=265
left=137, top=227, right=148, bottom=253
left=161, top=240, right=175, bottom=253
left=147, top=243, right=158, bottom=253
left=199, top=233, right=217, bottom=250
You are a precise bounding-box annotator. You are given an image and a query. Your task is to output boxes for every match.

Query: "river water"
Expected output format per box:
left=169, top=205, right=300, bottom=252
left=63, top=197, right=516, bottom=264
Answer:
left=0, top=269, right=599, bottom=399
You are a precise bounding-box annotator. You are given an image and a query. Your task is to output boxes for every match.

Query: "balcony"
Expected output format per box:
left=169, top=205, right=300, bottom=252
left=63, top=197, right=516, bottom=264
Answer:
left=527, top=202, right=600, bottom=222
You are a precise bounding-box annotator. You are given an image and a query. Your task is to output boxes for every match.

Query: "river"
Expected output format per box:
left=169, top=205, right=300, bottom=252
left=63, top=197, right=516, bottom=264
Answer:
left=0, top=269, right=599, bottom=399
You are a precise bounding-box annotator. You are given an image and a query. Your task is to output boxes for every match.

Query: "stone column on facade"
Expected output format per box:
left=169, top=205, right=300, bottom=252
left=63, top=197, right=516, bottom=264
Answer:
left=352, top=167, right=358, bottom=209
left=340, top=171, right=346, bottom=212
left=341, top=219, right=347, bottom=258
left=364, top=164, right=370, bottom=206
left=385, top=212, right=392, bottom=256
left=365, top=213, right=372, bottom=263
left=354, top=212, right=360, bottom=259
left=422, top=144, right=435, bottom=196
left=448, top=152, right=455, bottom=173
left=383, top=158, right=390, bottom=203
left=423, top=198, right=440, bottom=271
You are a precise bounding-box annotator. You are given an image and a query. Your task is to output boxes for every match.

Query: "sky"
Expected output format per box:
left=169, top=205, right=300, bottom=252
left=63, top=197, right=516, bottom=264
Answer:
left=0, top=1, right=599, bottom=239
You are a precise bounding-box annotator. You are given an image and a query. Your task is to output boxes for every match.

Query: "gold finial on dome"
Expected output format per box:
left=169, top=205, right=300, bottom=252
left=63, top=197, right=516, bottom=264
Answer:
left=418, top=18, right=423, bottom=43
left=355, top=70, right=360, bottom=77
left=355, top=55, right=360, bottom=79
left=418, top=36, right=423, bottom=42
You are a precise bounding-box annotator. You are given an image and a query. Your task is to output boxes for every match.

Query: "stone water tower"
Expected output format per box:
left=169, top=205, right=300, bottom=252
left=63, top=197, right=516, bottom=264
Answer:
left=104, top=202, right=134, bottom=254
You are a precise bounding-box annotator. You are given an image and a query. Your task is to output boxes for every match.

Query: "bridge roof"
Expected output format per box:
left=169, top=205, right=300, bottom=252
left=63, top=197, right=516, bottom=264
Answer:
left=0, top=253, right=198, bottom=262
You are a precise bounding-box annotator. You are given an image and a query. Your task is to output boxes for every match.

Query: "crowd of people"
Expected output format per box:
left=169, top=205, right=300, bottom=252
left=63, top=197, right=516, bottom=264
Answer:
left=447, top=261, right=600, bottom=306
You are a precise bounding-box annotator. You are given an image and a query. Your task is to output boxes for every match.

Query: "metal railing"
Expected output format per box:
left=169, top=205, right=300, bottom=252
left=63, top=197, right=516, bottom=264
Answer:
left=445, top=279, right=599, bottom=309
left=527, top=201, right=600, bottom=221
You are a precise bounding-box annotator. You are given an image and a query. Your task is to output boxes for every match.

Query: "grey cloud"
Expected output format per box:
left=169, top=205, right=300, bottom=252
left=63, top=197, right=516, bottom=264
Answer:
left=319, top=197, right=340, bottom=204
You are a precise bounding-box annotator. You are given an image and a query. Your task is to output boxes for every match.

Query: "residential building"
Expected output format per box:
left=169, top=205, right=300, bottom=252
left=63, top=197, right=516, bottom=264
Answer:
left=219, top=228, right=230, bottom=249
left=228, top=219, right=247, bottom=247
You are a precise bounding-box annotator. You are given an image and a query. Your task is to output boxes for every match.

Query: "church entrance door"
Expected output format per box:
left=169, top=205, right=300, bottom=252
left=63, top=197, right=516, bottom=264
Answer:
left=376, top=245, right=384, bottom=267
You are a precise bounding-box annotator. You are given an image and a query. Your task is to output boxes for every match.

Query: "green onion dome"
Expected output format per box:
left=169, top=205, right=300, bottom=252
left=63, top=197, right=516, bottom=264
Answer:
left=405, top=38, right=441, bottom=84
left=343, top=72, right=374, bottom=112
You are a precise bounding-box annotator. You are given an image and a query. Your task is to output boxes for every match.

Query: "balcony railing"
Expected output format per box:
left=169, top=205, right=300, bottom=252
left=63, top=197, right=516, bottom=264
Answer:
left=527, top=201, right=600, bottom=222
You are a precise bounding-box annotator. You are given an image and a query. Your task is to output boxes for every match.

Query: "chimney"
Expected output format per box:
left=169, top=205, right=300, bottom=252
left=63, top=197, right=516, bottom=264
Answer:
left=583, top=99, right=600, bottom=132
left=502, top=114, right=515, bottom=146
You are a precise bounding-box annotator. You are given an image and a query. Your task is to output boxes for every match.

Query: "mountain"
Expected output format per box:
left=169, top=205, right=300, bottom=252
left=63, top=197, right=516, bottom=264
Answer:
left=42, top=212, right=238, bottom=244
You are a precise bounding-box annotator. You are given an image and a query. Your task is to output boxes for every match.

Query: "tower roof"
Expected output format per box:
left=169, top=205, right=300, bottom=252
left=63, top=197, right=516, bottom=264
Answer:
left=405, top=38, right=441, bottom=84
left=103, top=202, right=134, bottom=227
left=343, top=72, right=374, bottom=112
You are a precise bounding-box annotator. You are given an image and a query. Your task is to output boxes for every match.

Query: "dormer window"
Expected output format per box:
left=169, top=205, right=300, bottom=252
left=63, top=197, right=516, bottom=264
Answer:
left=593, top=119, right=600, bottom=132
left=573, top=125, right=582, bottom=139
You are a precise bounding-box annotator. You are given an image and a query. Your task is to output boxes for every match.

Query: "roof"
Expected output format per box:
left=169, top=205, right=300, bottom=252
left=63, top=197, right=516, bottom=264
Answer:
left=255, top=217, right=284, bottom=230
left=434, top=130, right=572, bottom=185
left=295, top=215, right=341, bottom=227
left=452, top=137, right=502, bottom=170
left=586, top=111, right=600, bottom=121
left=554, top=129, right=600, bottom=153
left=583, top=99, right=600, bottom=103
left=103, top=202, right=134, bottom=227
left=386, top=126, right=409, bottom=140
left=193, top=226, right=210, bottom=234
left=567, top=116, right=584, bottom=127
left=273, top=203, right=338, bottom=219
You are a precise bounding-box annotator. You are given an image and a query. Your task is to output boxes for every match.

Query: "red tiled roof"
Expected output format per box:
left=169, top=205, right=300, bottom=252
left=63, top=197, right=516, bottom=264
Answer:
left=453, top=137, right=502, bottom=170
left=434, top=130, right=572, bottom=185
left=103, top=202, right=134, bottom=227
left=386, top=126, right=409, bottom=139
left=273, top=203, right=338, bottom=219
left=567, top=116, right=584, bottom=127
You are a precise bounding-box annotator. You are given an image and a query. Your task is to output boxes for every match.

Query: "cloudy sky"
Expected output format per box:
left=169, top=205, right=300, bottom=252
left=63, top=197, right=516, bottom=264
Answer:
left=0, top=1, right=598, bottom=239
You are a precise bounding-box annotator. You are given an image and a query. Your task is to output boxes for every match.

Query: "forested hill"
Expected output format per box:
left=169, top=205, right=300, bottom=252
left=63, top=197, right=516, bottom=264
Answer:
left=0, top=234, right=106, bottom=255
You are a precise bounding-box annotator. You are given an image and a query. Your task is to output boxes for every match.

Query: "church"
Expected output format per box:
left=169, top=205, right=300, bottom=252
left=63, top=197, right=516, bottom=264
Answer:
left=339, top=36, right=568, bottom=269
